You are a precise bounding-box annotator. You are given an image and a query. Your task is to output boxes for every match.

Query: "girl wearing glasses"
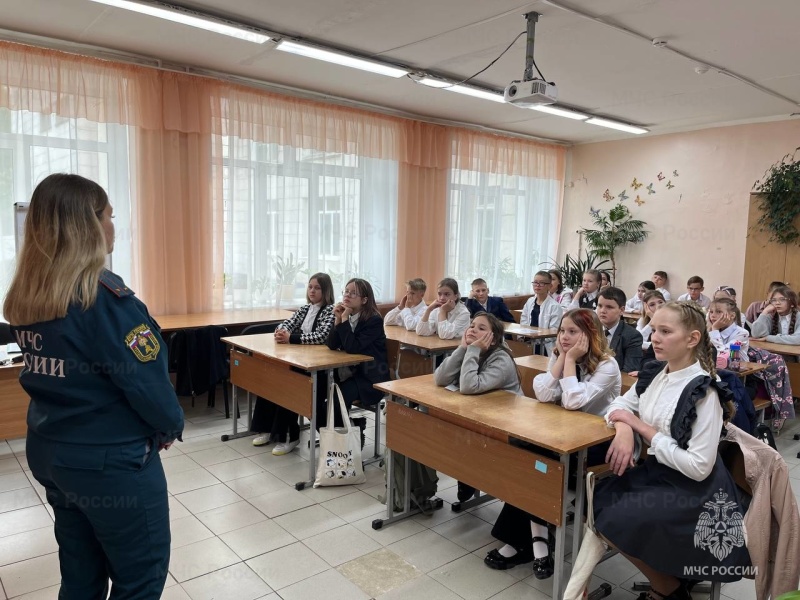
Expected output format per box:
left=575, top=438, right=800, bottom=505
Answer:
left=520, top=271, right=561, bottom=354
left=417, top=278, right=471, bottom=339
left=323, top=278, right=389, bottom=429
left=751, top=285, right=800, bottom=345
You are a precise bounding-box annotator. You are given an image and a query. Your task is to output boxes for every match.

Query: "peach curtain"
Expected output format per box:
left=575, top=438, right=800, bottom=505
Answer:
left=0, top=41, right=567, bottom=313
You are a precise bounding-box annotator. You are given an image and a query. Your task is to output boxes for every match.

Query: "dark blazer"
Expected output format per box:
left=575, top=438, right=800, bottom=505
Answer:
left=465, top=296, right=515, bottom=323
left=327, top=314, right=389, bottom=405
left=608, top=320, right=643, bottom=374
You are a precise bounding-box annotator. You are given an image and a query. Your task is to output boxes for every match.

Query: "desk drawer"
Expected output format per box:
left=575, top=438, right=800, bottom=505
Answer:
left=230, top=351, right=314, bottom=418
left=386, top=401, right=565, bottom=525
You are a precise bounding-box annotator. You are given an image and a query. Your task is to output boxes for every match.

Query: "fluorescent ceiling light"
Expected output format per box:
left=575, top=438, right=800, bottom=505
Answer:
left=276, top=41, right=408, bottom=78
left=87, top=0, right=270, bottom=43
left=529, top=104, right=588, bottom=120
left=586, top=117, right=648, bottom=134
left=418, top=78, right=505, bottom=103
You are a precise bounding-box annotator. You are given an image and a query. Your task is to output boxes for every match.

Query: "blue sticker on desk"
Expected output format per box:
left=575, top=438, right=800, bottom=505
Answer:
left=234, top=360, right=239, bottom=366
left=535, top=460, right=548, bottom=474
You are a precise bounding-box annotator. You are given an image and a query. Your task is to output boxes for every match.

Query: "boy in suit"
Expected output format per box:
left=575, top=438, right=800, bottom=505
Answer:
left=596, top=287, right=643, bottom=374
left=465, top=279, right=515, bottom=323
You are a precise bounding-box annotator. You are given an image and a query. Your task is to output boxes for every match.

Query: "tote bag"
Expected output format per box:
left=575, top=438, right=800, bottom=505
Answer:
left=313, top=384, right=367, bottom=487
left=564, top=471, right=609, bottom=600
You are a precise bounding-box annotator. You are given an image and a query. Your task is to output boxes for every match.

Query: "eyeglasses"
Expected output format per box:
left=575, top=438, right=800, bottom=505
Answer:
left=342, top=289, right=362, bottom=298
left=771, top=297, right=789, bottom=304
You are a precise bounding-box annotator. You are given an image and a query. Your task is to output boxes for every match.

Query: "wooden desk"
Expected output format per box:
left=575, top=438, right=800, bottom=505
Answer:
left=0, top=364, right=27, bottom=441
left=512, top=309, right=522, bottom=324
left=504, top=322, right=559, bottom=340
left=155, top=308, right=293, bottom=333
left=383, top=326, right=461, bottom=376
left=750, top=340, right=800, bottom=398
left=622, top=311, right=641, bottom=324
left=222, top=333, right=374, bottom=489
left=514, top=355, right=636, bottom=398
left=373, top=374, right=614, bottom=600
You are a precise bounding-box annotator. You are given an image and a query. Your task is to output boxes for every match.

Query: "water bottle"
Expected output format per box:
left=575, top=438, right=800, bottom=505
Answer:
left=728, top=343, right=741, bottom=372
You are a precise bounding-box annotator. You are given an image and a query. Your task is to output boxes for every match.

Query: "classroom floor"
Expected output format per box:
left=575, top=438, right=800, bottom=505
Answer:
left=0, top=398, right=798, bottom=600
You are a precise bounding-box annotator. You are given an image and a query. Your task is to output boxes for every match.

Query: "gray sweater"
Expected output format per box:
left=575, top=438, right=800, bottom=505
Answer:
left=433, top=345, right=522, bottom=395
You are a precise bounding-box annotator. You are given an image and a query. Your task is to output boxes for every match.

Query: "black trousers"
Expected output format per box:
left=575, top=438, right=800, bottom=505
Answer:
left=250, top=370, right=329, bottom=441
left=491, top=441, right=611, bottom=549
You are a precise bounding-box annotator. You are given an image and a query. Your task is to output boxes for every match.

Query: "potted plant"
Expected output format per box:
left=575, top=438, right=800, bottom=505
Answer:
left=544, top=250, right=610, bottom=290
left=752, top=148, right=800, bottom=245
left=273, top=253, right=305, bottom=305
left=580, top=203, right=648, bottom=284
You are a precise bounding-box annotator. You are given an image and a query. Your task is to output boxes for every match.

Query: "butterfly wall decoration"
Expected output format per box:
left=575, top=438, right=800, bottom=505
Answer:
left=631, top=177, right=643, bottom=190
left=589, top=206, right=601, bottom=218
left=672, top=170, right=679, bottom=177
left=657, top=171, right=665, bottom=181
left=646, top=183, right=656, bottom=195
left=666, top=180, right=674, bottom=189
left=603, top=189, right=613, bottom=202
left=618, top=190, right=629, bottom=201
left=634, top=195, right=645, bottom=206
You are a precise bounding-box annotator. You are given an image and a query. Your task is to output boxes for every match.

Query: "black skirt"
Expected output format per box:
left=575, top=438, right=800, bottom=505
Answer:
left=593, top=455, right=751, bottom=582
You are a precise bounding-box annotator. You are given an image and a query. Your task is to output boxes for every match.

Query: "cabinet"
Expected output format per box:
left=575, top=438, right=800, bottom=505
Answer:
left=742, top=193, right=800, bottom=308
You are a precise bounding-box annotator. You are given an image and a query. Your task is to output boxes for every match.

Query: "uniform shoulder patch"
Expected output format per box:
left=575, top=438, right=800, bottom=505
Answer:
left=99, top=270, right=135, bottom=298
left=125, top=324, right=160, bottom=362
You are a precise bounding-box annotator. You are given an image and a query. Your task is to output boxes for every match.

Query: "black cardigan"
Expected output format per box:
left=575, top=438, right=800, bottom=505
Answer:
left=327, top=314, right=390, bottom=405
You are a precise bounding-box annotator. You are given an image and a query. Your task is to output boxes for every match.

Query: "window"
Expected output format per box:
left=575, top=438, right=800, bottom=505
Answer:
left=0, top=108, right=132, bottom=304
left=446, top=168, right=560, bottom=295
left=219, top=136, right=397, bottom=307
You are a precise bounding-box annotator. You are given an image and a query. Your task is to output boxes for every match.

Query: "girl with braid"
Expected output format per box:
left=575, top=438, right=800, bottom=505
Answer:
left=593, top=302, right=749, bottom=600
left=750, top=285, right=800, bottom=345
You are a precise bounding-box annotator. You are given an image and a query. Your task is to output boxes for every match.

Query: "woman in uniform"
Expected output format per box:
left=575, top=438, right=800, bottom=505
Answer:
left=3, top=173, right=184, bottom=599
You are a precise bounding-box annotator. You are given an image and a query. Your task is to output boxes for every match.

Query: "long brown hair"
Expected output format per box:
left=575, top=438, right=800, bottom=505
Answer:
left=4, top=174, right=108, bottom=325
left=346, top=278, right=380, bottom=321
left=548, top=269, right=564, bottom=294
left=641, top=290, right=666, bottom=326
left=472, top=312, right=521, bottom=385
left=769, top=285, right=798, bottom=335
left=553, top=308, right=614, bottom=375
left=307, top=273, right=335, bottom=306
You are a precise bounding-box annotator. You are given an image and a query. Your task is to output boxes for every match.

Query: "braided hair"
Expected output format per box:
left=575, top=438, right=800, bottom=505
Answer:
left=661, top=301, right=736, bottom=422
left=769, top=285, right=798, bottom=336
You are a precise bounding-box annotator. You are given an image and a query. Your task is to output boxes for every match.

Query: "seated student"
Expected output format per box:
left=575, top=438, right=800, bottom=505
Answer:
left=484, top=309, right=620, bottom=577
left=251, top=273, right=335, bottom=454
left=652, top=270, right=671, bottom=300
left=568, top=269, right=602, bottom=311
left=713, top=285, right=738, bottom=305
left=635, top=290, right=666, bottom=373
left=707, top=297, right=750, bottom=359
left=750, top=285, right=800, bottom=345
left=385, top=278, right=427, bottom=330
left=745, top=281, right=785, bottom=325
left=322, top=278, right=389, bottom=430
left=594, top=302, right=748, bottom=600
left=548, top=269, right=573, bottom=311
left=520, top=271, right=562, bottom=354
left=417, top=278, right=471, bottom=339
left=597, top=287, right=643, bottom=374
left=677, top=276, right=711, bottom=308
left=465, top=278, right=515, bottom=322
left=625, top=280, right=655, bottom=313
left=434, top=312, right=522, bottom=503
left=599, top=270, right=612, bottom=289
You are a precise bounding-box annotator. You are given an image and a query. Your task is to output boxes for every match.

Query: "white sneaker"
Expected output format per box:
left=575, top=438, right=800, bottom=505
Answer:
left=252, top=434, right=271, bottom=447
left=272, top=439, right=299, bottom=456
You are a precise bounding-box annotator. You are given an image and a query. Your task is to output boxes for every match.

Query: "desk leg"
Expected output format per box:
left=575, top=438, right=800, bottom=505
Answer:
left=296, top=370, right=322, bottom=490
left=553, top=452, right=571, bottom=600
left=221, top=386, right=259, bottom=442
left=572, top=449, right=587, bottom=558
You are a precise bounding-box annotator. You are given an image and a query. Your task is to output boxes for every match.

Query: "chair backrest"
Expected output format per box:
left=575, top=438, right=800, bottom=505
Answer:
left=241, top=322, right=278, bottom=335
left=0, top=323, right=14, bottom=345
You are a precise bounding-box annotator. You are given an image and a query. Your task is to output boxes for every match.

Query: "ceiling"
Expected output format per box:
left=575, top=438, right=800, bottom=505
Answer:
left=1, top=0, right=799, bottom=144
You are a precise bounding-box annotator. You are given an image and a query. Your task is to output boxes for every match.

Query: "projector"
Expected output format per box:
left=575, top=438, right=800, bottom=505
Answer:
left=504, top=79, right=558, bottom=106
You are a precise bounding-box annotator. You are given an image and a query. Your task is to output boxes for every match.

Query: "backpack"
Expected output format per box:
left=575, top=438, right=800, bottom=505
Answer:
left=378, top=450, right=439, bottom=513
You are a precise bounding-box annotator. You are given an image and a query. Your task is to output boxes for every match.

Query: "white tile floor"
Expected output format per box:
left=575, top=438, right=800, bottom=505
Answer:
left=0, top=399, right=797, bottom=600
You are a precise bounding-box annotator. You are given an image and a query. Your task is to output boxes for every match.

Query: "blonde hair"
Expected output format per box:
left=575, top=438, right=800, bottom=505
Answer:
left=4, top=174, right=109, bottom=325
left=553, top=309, right=615, bottom=376
left=660, top=301, right=736, bottom=421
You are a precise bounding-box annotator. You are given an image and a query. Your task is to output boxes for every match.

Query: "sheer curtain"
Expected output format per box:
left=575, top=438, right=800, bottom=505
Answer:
left=211, top=87, right=401, bottom=308
left=446, top=130, right=566, bottom=295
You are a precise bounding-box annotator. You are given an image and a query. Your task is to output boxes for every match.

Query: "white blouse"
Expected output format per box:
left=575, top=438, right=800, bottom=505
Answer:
left=533, top=355, right=621, bottom=416
left=300, top=302, right=322, bottom=334
left=625, top=297, right=643, bottom=313
left=657, top=287, right=672, bottom=301
left=709, top=323, right=749, bottom=357
left=416, top=302, right=471, bottom=339
left=637, top=319, right=653, bottom=351
left=605, top=361, right=722, bottom=482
